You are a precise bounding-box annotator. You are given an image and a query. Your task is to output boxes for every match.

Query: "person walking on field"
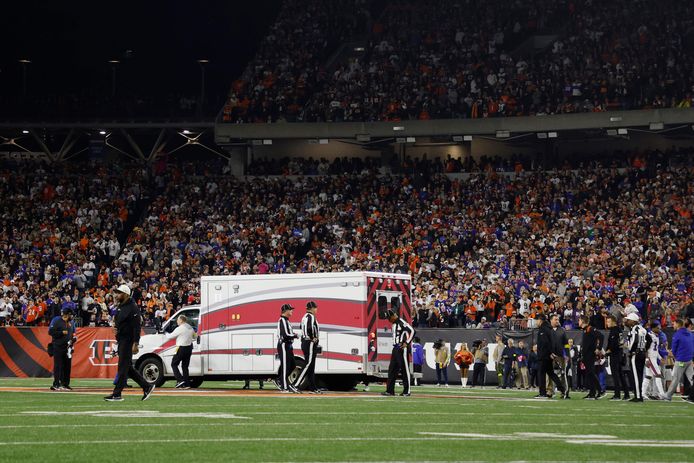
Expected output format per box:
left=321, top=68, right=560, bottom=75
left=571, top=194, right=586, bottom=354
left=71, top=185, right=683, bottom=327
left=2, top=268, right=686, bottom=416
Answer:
left=105, top=284, right=154, bottom=402
left=165, top=314, right=197, bottom=389
left=293, top=301, right=321, bottom=393
left=454, top=343, right=474, bottom=388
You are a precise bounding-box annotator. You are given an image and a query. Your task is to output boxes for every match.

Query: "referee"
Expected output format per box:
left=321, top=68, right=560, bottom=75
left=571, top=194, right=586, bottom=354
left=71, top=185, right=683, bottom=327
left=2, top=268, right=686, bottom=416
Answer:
left=382, top=309, right=415, bottom=397
left=625, top=312, right=648, bottom=402
left=294, top=301, right=320, bottom=393
left=276, top=304, right=298, bottom=393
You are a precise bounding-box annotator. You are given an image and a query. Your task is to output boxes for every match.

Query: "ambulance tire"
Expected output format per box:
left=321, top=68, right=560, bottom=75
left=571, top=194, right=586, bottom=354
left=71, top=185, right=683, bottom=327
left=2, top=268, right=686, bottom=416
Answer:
left=288, top=357, right=307, bottom=389
left=138, top=357, right=166, bottom=387
left=319, top=375, right=358, bottom=392
left=188, top=377, right=204, bottom=388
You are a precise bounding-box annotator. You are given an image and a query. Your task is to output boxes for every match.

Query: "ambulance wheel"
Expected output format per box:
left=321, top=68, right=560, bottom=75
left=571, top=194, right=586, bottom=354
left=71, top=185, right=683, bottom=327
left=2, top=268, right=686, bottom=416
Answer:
left=320, top=375, right=358, bottom=392
left=139, top=357, right=166, bottom=387
left=288, top=357, right=307, bottom=389
left=188, top=378, right=204, bottom=388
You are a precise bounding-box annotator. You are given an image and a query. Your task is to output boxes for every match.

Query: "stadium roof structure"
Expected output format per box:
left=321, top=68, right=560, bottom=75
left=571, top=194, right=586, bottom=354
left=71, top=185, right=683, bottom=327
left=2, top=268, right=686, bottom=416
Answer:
left=215, top=108, right=694, bottom=145
left=0, top=121, right=222, bottom=163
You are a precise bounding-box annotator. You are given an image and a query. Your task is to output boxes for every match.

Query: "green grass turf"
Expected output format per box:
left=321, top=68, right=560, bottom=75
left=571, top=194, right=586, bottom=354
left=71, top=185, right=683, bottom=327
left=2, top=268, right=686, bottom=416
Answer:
left=0, top=378, right=693, bottom=462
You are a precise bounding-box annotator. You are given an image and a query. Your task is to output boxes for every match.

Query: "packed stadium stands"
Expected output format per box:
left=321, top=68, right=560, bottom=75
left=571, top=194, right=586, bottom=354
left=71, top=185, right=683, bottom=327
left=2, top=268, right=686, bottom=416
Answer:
left=222, top=0, right=694, bottom=123
left=1, top=147, right=692, bottom=331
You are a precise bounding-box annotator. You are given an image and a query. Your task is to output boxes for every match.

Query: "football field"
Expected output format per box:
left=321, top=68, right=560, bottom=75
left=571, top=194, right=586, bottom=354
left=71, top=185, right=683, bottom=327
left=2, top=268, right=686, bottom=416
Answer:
left=0, top=378, right=692, bottom=463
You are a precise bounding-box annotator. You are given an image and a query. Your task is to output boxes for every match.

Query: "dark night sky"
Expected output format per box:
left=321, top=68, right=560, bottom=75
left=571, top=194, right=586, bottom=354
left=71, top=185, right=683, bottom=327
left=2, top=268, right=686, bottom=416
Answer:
left=1, top=1, right=282, bottom=101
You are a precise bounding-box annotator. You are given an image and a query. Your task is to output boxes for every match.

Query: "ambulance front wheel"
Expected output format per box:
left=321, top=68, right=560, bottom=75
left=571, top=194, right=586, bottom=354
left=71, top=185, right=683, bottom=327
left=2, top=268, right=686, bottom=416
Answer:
left=138, top=357, right=166, bottom=387
left=188, top=377, right=204, bottom=388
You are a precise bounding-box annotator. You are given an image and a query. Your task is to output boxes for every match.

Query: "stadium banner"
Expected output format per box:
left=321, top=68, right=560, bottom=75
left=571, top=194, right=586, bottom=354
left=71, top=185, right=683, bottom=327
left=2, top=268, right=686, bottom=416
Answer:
left=0, top=327, right=118, bottom=378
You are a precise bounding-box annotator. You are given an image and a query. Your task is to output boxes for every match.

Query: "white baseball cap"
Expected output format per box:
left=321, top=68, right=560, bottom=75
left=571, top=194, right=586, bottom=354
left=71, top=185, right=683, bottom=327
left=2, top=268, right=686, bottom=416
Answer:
left=625, top=313, right=640, bottom=322
left=114, top=284, right=131, bottom=297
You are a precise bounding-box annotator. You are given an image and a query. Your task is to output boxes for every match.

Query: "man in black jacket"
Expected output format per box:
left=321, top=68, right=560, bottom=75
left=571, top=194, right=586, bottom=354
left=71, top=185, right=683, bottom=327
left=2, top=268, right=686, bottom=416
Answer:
left=535, top=314, right=567, bottom=399
left=579, top=315, right=604, bottom=399
left=605, top=314, right=629, bottom=400
left=105, top=284, right=154, bottom=402
left=48, top=308, right=73, bottom=391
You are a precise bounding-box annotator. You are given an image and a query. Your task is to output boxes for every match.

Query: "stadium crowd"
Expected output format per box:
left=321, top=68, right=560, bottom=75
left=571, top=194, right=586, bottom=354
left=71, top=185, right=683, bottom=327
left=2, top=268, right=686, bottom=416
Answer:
left=222, top=0, right=694, bottom=123
left=0, top=161, right=148, bottom=327
left=220, top=0, right=369, bottom=123
left=1, top=147, right=692, bottom=334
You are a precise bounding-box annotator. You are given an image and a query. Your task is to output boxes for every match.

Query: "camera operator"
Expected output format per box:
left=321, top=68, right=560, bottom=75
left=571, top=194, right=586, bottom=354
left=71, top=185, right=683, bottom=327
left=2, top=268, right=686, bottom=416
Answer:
left=294, top=301, right=320, bottom=393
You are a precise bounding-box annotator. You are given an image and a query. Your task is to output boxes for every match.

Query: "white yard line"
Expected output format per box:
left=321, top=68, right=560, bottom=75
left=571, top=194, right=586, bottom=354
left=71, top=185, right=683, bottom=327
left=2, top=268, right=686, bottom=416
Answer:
left=0, top=436, right=505, bottom=446
left=419, top=432, right=694, bottom=449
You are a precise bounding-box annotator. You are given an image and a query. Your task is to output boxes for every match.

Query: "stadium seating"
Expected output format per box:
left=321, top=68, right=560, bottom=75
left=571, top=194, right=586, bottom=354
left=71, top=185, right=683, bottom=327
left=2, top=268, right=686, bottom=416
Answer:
left=2, top=148, right=692, bottom=331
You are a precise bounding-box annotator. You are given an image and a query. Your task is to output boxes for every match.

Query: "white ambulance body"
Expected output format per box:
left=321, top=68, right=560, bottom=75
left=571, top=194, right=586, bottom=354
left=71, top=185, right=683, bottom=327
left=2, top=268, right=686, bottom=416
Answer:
left=134, top=272, right=413, bottom=390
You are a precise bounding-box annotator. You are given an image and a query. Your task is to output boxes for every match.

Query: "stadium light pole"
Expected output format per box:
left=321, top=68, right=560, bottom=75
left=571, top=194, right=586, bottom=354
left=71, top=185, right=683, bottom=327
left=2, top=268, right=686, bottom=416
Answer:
left=108, top=60, right=120, bottom=97
left=18, top=59, right=31, bottom=98
left=197, top=59, right=209, bottom=117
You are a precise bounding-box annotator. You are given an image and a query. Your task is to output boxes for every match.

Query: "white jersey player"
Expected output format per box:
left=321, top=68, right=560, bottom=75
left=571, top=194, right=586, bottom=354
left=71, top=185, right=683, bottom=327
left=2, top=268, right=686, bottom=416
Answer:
left=642, top=321, right=665, bottom=400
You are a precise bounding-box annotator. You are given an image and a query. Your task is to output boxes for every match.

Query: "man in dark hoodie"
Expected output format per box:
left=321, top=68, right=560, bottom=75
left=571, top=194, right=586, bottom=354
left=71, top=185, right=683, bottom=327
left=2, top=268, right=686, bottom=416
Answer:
left=104, top=284, right=154, bottom=402
left=534, top=314, right=567, bottom=399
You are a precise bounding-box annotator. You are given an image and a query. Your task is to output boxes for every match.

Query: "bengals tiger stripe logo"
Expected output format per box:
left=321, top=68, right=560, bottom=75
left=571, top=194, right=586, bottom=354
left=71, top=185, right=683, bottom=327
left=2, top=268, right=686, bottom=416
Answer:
left=89, top=340, right=118, bottom=366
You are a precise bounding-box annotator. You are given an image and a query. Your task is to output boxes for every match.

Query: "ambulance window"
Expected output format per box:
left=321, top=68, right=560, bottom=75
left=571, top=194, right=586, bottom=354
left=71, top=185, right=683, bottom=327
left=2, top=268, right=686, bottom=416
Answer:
left=377, top=296, right=388, bottom=319
left=390, top=297, right=400, bottom=314
left=166, top=309, right=200, bottom=332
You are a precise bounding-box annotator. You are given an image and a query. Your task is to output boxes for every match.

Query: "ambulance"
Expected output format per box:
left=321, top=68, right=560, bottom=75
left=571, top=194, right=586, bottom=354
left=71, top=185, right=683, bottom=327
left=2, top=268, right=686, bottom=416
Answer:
left=133, top=272, right=413, bottom=390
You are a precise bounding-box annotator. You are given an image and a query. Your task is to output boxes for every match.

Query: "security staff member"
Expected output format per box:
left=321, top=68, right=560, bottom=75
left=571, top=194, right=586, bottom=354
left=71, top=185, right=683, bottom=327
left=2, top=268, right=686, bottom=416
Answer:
left=382, top=309, right=415, bottom=397
left=579, top=315, right=604, bottom=399
left=535, top=314, right=567, bottom=399
left=625, top=312, right=648, bottom=402
left=294, top=301, right=320, bottom=393
left=605, top=315, right=628, bottom=400
left=48, top=308, right=74, bottom=391
left=105, top=284, right=154, bottom=402
left=276, top=304, right=298, bottom=393
left=165, top=314, right=196, bottom=389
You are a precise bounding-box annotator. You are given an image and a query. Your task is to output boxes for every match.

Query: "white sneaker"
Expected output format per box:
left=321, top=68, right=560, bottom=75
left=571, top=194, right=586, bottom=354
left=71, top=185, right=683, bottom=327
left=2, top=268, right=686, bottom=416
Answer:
left=436, top=383, right=441, bottom=387
left=444, top=384, right=450, bottom=388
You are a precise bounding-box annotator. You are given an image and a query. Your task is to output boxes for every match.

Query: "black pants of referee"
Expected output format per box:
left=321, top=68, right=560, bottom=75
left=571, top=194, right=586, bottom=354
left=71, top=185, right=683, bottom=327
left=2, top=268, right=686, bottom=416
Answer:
left=113, top=339, right=148, bottom=395
left=294, top=339, right=318, bottom=391
left=277, top=342, right=296, bottom=390
left=386, top=346, right=411, bottom=395
left=630, top=351, right=646, bottom=400
left=538, top=357, right=565, bottom=396
left=172, top=344, right=193, bottom=385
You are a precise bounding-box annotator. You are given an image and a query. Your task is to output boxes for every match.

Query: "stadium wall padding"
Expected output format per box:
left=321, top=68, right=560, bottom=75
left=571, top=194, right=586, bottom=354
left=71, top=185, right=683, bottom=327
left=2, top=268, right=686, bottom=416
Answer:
left=0, top=327, right=117, bottom=378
